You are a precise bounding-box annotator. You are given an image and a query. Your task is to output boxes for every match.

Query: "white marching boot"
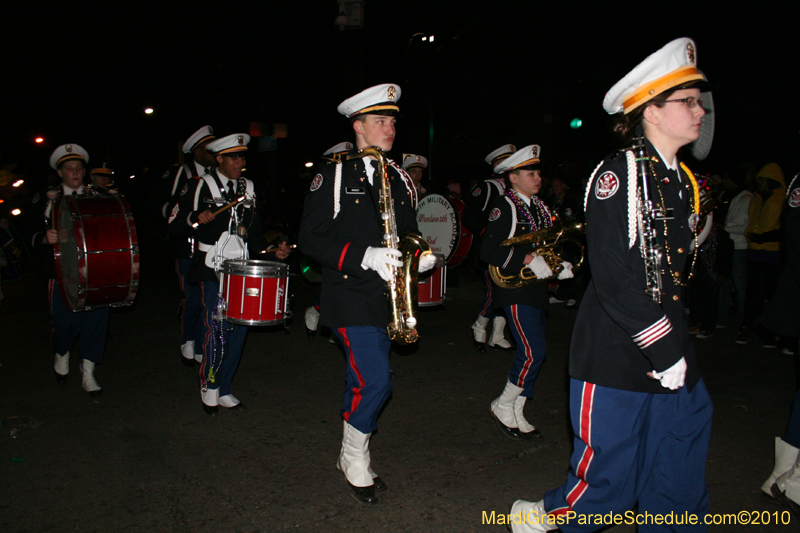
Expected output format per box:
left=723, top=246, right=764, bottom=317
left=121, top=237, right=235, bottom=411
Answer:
left=338, top=421, right=377, bottom=504
left=490, top=381, right=523, bottom=439
left=219, top=393, right=245, bottom=411
left=488, top=316, right=513, bottom=350
left=79, top=360, right=102, bottom=396
left=54, top=351, right=70, bottom=385
left=181, top=341, right=195, bottom=367
left=772, top=445, right=800, bottom=515
left=509, top=500, right=558, bottom=532
left=304, top=306, right=320, bottom=338
left=472, top=315, right=490, bottom=352
left=763, top=437, right=800, bottom=496
left=514, top=396, right=542, bottom=439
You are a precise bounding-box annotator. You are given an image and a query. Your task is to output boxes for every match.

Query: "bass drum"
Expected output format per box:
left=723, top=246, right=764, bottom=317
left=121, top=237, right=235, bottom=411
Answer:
left=415, top=194, right=473, bottom=268
left=55, top=195, right=139, bottom=311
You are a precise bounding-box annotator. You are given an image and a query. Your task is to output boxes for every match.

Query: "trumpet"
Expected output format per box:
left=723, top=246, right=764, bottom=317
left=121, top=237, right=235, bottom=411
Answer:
left=489, top=220, right=586, bottom=289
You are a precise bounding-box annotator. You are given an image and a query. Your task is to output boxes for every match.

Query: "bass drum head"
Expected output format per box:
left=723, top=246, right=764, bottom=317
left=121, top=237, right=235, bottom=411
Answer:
left=415, top=194, right=460, bottom=264
left=55, top=197, right=81, bottom=310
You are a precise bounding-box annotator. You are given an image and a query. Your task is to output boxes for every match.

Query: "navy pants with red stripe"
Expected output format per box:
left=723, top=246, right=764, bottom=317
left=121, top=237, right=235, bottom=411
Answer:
left=334, top=326, right=392, bottom=434
left=543, top=378, right=713, bottom=532
left=479, top=270, right=498, bottom=319
left=503, top=304, right=546, bottom=398
left=199, top=281, right=247, bottom=396
left=176, top=259, right=204, bottom=357
left=50, top=280, right=109, bottom=363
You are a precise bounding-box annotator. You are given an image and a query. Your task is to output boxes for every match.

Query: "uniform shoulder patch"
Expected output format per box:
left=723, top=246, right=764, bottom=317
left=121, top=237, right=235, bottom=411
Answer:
left=162, top=169, right=171, bottom=179
left=471, top=186, right=482, bottom=197
left=180, top=183, right=189, bottom=196
left=488, top=207, right=501, bottom=222
left=595, top=171, right=619, bottom=200
left=310, top=174, right=323, bottom=192
left=789, top=188, right=800, bottom=208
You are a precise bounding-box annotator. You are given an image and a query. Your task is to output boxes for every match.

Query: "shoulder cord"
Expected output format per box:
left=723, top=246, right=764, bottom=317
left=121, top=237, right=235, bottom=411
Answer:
left=333, top=162, right=342, bottom=219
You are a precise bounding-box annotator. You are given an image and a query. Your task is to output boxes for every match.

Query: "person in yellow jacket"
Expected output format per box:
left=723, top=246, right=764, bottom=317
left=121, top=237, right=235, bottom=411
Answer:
left=737, top=162, right=786, bottom=344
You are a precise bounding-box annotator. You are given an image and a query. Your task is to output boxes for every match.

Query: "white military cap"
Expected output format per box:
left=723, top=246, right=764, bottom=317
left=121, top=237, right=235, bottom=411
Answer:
left=207, top=134, right=250, bottom=154
left=603, top=37, right=706, bottom=115
left=50, top=144, right=89, bottom=170
left=494, top=144, right=541, bottom=174
left=337, top=83, right=401, bottom=118
left=182, top=125, right=215, bottom=153
left=402, top=154, right=428, bottom=170
left=323, top=142, right=353, bottom=156
left=485, top=144, right=516, bottom=166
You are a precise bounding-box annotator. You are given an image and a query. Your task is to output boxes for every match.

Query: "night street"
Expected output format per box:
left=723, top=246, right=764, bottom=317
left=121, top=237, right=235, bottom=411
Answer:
left=1, top=234, right=796, bottom=532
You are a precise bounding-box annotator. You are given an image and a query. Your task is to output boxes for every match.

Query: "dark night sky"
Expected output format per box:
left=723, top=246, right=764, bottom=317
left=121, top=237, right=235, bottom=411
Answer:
left=2, top=2, right=797, bottom=213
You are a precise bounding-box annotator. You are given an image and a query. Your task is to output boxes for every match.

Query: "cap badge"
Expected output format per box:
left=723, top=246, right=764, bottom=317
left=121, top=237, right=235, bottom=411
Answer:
left=208, top=126, right=213, bottom=134
left=686, top=42, right=695, bottom=64
left=531, top=146, right=538, bottom=158
left=416, top=156, right=420, bottom=162
left=387, top=86, right=396, bottom=100
left=237, top=136, right=244, bottom=145
left=65, top=145, right=73, bottom=153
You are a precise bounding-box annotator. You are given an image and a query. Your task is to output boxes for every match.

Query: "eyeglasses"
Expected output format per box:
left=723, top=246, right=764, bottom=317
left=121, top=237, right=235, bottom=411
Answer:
left=663, top=96, right=704, bottom=109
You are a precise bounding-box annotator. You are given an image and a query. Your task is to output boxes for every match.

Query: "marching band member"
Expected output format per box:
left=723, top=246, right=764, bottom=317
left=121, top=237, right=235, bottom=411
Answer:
left=304, top=141, right=353, bottom=338
left=402, top=153, right=428, bottom=197
left=298, top=84, right=434, bottom=504
left=88, top=164, right=117, bottom=194
left=481, top=145, right=572, bottom=441
left=509, top=38, right=713, bottom=532
left=31, top=144, right=109, bottom=397
left=171, top=133, right=290, bottom=415
left=159, top=125, right=217, bottom=367
left=464, top=144, right=516, bottom=352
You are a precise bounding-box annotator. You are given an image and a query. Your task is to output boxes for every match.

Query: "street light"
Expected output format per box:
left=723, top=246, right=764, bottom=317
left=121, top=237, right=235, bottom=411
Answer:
left=144, top=107, right=154, bottom=115
left=304, top=162, right=314, bottom=168
left=12, top=180, right=24, bottom=187
left=35, top=137, right=44, bottom=144
left=11, top=209, right=21, bottom=216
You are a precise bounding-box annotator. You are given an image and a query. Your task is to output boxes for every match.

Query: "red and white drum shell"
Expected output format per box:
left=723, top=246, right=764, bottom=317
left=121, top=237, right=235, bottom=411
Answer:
left=418, top=253, right=446, bottom=307
left=54, top=195, right=139, bottom=312
left=415, top=194, right=473, bottom=268
left=220, top=259, right=289, bottom=326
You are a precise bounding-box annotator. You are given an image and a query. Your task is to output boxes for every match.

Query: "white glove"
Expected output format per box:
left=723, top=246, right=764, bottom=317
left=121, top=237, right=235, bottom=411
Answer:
left=557, top=261, right=574, bottom=280
left=526, top=254, right=553, bottom=279
left=418, top=253, right=437, bottom=273
left=651, top=357, right=687, bottom=390
left=362, top=246, right=402, bottom=282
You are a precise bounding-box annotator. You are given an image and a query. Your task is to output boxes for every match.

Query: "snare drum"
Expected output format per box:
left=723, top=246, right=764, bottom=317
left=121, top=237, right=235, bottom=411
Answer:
left=418, top=254, right=446, bottom=307
left=415, top=194, right=473, bottom=268
left=54, top=195, right=139, bottom=311
left=220, top=259, right=289, bottom=326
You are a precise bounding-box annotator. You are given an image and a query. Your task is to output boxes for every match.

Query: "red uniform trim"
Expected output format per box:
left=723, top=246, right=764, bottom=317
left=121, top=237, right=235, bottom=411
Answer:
left=338, top=328, right=365, bottom=422
left=566, top=382, right=596, bottom=509
left=198, top=283, right=212, bottom=384
left=338, top=243, right=351, bottom=271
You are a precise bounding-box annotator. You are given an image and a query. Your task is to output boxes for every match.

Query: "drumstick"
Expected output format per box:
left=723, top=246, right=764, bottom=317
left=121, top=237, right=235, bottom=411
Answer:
left=260, top=244, right=296, bottom=254
left=192, top=196, right=246, bottom=228
left=46, top=189, right=59, bottom=230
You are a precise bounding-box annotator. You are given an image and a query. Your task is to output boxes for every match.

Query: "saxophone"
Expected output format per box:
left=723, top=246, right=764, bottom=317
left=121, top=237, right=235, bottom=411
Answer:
left=632, top=127, right=664, bottom=304
left=347, top=146, right=431, bottom=344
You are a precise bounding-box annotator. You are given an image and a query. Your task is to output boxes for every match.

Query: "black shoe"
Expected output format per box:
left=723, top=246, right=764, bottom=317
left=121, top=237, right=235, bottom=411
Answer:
left=488, top=341, right=515, bottom=352
left=474, top=341, right=487, bottom=353
left=181, top=357, right=195, bottom=369
left=54, top=371, right=67, bottom=386
left=202, top=403, right=218, bottom=417
left=373, top=476, right=387, bottom=492
left=520, top=428, right=543, bottom=440
left=85, top=389, right=103, bottom=399
left=346, top=481, right=378, bottom=504
left=489, top=410, right=522, bottom=440
left=222, top=402, right=246, bottom=411
left=304, top=324, right=316, bottom=338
